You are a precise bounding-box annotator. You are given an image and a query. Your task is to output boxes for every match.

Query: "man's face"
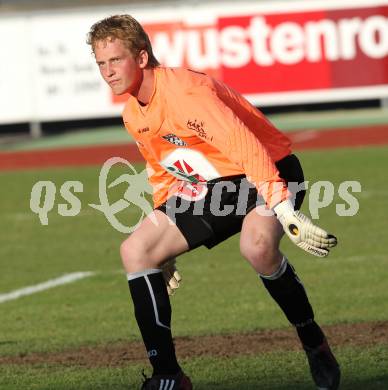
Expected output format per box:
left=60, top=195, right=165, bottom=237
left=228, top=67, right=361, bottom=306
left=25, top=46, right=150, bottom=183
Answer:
left=94, top=38, right=144, bottom=95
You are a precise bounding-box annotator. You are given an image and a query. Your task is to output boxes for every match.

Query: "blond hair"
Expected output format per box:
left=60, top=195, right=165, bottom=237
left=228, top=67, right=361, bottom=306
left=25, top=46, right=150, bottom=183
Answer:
left=87, top=14, right=159, bottom=68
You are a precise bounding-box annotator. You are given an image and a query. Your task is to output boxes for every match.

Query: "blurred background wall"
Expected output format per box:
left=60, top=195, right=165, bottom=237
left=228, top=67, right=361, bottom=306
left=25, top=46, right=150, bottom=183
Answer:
left=0, top=0, right=163, bottom=11
left=1, top=0, right=387, bottom=137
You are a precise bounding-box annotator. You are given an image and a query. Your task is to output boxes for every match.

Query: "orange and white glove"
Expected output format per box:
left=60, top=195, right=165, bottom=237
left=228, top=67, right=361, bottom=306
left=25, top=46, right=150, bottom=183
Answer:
left=274, top=200, right=337, bottom=257
left=161, top=258, right=182, bottom=296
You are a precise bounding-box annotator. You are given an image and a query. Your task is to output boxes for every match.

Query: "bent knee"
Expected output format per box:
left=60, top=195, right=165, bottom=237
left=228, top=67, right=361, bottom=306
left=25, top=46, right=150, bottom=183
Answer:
left=240, top=234, right=281, bottom=270
left=120, top=238, right=157, bottom=273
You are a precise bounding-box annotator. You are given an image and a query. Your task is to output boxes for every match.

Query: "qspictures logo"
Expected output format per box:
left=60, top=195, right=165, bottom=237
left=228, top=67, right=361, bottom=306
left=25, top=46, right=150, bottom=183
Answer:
left=29, top=158, right=153, bottom=233
left=29, top=157, right=362, bottom=232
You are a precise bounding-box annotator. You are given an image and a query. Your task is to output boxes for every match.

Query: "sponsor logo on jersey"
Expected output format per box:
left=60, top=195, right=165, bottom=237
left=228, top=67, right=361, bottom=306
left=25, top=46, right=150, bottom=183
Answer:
left=160, top=149, right=220, bottom=182
left=160, top=149, right=220, bottom=201
left=137, top=127, right=150, bottom=134
left=162, top=133, right=188, bottom=147
left=168, top=159, right=208, bottom=201
left=167, top=159, right=205, bottom=184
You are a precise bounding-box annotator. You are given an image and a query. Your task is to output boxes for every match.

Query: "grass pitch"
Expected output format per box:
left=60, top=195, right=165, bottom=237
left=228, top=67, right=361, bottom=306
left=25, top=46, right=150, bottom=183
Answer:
left=0, top=145, right=387, bottom=388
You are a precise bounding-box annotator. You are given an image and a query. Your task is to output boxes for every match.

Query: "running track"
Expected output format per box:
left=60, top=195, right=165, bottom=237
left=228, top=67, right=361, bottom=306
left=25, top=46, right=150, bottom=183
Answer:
left=0, top=125, right=387, bottom=171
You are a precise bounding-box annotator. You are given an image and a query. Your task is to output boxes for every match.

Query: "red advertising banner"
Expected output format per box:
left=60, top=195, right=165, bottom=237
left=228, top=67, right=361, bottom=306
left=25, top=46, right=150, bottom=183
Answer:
left=112, top=3, right=388, bottom=105
left=218, top=6, right=388, bottom=94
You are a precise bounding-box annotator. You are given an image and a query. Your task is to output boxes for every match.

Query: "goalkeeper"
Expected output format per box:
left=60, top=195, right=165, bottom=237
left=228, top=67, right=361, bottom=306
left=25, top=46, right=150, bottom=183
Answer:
left=88, top=14, right=339, bottom=390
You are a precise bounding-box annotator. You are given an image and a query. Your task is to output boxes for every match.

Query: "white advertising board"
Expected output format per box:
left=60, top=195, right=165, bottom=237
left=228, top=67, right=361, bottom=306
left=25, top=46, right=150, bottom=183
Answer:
left=0, top=18, right=32, bottom=123
left=0, top=0, right=387, bottom=125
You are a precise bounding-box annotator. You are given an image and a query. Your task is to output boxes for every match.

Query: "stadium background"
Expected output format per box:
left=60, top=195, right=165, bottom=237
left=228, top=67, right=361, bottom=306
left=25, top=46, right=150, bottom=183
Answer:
left=0, top=0, right=387, bottom=389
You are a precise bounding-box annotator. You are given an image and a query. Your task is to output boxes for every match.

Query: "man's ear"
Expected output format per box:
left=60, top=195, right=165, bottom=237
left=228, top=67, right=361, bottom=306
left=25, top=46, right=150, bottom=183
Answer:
left=138, top=50, right=149, bottom=69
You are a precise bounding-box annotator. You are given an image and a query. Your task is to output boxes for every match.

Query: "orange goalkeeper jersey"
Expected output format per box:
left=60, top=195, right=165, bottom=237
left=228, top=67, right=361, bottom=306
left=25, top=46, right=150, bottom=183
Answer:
left=122, top=67, right=292, bottom=209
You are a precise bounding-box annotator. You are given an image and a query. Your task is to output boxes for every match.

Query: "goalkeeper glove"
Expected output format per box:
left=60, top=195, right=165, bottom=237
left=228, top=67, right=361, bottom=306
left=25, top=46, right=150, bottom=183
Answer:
left=274, top=200, right=337, bottom=257
left=161, top=257, right=182, bottom=296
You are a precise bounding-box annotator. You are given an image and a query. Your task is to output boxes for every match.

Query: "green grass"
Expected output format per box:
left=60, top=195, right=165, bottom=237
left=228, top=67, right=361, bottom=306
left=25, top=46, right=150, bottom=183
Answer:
left=1, top=346, right=387, bottom=389
left=0, top=145, right=387, bottom=387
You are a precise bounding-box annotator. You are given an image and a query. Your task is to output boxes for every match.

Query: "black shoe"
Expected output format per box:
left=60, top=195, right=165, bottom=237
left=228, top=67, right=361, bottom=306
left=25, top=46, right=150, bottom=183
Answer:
left=141, top=370, right=193, bottom=390
left=304, top=339, right=341, bottom=390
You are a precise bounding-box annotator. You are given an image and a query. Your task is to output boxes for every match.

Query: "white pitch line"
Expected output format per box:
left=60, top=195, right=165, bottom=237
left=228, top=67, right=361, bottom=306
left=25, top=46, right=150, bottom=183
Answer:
left=0, top=272, right=95, bottom=304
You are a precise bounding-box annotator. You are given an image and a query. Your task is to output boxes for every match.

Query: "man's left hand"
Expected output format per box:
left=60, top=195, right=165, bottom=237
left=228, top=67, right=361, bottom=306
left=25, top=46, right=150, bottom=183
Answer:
left=161, top=258, right=182, bottom=295
left=274, top=200, right=338, bottom=257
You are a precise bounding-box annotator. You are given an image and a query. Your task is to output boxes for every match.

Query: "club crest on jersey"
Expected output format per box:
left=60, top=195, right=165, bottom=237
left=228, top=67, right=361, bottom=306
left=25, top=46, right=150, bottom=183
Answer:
left=187, top=119, right=213, bottom=141
left=162, top=133, right=187, bottom=147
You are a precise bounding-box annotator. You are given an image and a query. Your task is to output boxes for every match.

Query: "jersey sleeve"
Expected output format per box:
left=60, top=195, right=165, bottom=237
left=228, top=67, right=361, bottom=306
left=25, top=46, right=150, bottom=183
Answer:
left=173, top=84, right=290, bottom=208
